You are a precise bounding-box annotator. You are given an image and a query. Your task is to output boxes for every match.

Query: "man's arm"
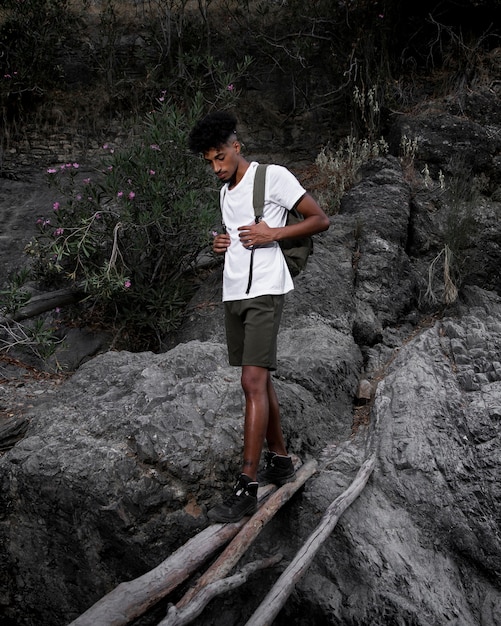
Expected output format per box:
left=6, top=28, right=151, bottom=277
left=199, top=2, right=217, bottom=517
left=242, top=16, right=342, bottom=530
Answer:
left=238, top=193, right=329, bottom=249
left=288, top=192, right=330, bottom=238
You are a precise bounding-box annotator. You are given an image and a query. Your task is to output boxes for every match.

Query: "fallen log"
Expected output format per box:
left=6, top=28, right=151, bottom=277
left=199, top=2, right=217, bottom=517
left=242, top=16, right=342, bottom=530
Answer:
left=0, top=288, right=82, bottom=324
left=166, top=459, right=318, bottom=622
left=68, top=483, right=278, bottom=626
left=163, top=554, right=283, bottom=626
left=244, top=453, right=376, bottom=626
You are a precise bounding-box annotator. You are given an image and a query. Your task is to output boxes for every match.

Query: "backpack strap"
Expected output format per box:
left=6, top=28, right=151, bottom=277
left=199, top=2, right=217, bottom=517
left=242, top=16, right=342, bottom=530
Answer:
left=246, top=164, right=268, bottom=294
left=253, top=164, right=267, bottom=219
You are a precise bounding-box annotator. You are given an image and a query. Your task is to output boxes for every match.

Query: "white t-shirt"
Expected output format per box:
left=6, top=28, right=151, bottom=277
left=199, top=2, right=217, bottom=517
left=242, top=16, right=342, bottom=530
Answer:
left=220, top=161, right=306, bottom=302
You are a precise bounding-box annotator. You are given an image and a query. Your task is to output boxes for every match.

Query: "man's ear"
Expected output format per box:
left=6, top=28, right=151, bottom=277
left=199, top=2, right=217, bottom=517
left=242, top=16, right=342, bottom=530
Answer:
left=233, top=140, right=241, bottom=153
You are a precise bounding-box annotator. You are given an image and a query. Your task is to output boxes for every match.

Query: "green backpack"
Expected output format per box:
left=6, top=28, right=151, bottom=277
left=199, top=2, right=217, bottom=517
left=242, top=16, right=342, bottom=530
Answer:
left=251, top=163, right=313, bottom=279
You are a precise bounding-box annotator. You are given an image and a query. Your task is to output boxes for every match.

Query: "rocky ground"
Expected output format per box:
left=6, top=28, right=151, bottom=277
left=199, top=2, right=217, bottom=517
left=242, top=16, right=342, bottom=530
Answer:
left=0, top=355, right=65, bottom=433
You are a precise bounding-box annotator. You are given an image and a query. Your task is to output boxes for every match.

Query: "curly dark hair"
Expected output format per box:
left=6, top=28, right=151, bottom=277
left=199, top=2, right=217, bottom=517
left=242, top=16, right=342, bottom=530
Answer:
left=188, top=111, right=238, bottom=154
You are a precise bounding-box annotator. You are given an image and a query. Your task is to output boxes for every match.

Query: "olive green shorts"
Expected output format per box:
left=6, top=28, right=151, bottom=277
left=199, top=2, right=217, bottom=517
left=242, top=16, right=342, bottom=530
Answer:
left=224, top=294, right=285, bottom=370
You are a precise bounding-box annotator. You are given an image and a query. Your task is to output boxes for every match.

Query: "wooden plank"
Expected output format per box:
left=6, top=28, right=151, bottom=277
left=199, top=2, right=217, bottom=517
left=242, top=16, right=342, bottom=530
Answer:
left=244, top=453, right=376, bottom=626
left=165, top=459, right=318, bottom=623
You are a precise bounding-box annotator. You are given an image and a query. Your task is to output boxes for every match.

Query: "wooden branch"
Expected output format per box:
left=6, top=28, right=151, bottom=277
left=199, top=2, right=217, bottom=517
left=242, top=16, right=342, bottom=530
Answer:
left=244, top=453, right=376, bottom=626
left=0, top=288, right=82, bottom=324
left=68, top=460, right=317, bottom=626
left=68, top=483, right=278, bottom=626
left=173, top=460, right=318, bottom=613
left=162, top=554, right=283, bottom=626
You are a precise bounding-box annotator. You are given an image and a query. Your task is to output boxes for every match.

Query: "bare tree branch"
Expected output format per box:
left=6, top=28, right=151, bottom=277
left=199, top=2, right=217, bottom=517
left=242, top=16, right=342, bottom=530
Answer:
left=244, top=453, right=376, bottom=626
left=163, top=554, right=283, bottom=626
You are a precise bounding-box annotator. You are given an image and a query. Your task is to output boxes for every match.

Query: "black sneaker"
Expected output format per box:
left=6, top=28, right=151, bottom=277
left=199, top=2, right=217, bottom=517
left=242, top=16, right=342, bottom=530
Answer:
left=207, top=474, right=258, bottom=523
left=257, top=451, right=296, bottom=486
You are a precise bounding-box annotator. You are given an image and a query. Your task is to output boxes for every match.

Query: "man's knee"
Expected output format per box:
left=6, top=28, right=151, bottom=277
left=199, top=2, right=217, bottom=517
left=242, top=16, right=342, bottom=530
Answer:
left=241, top=365, right=269, bottom=395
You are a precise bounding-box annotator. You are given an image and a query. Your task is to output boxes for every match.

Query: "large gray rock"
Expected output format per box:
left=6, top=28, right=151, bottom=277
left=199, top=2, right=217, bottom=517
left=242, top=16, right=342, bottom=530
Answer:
left=0, top=323, right=361, bottom=623
left=389, top=111, right=501, bottom=179
left=292, top=286, right=501, bottom=625
left=340, top=156, right=420, bottom=341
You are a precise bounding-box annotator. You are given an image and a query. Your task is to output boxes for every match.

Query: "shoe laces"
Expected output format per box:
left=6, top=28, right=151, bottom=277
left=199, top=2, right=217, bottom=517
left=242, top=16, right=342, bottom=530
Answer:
left=221, top=484, right=249, bottom=508
left=264, top=452, right=276, bottom=469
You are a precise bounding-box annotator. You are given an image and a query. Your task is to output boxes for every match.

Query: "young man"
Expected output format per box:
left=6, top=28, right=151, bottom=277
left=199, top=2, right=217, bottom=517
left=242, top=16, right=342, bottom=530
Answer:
left=188, top=111, right=329, bottom=523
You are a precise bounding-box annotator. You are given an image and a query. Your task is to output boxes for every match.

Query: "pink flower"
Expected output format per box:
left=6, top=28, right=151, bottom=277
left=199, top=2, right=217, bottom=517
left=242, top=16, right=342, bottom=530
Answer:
left=47, top=168, right=57, bottom=174
left=83, top=178, right=91, bottom=184
left=212, top=231, right=218, bottom=237
left=54, top=228, right=64, bottom=236
left=150, top=144, right=160, bottom=151
left=124, top=280, right=131, bottom=288
left=227, top=84, right=235, bottom=91
left=128, top=191, right=135, bottom=200
left=53, top=202, right=60, bottom=211
left=149, top=169, right=156, bottom=176
left=117, top=191, right=124, bottom=198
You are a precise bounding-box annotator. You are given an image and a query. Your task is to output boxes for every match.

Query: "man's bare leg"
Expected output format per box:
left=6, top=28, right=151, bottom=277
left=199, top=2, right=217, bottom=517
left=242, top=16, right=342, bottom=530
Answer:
left=240, top=365, right=270, bottom=480
left=208, top=366, right=293, bottom=522
left=265, top=372, right=288, bottom=456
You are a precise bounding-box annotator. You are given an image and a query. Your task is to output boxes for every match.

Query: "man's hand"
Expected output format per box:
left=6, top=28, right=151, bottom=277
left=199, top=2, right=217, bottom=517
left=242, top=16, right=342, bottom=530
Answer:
left=213, top=233, right=230, bottom=254
left=238, top=220, right=275, bottom=248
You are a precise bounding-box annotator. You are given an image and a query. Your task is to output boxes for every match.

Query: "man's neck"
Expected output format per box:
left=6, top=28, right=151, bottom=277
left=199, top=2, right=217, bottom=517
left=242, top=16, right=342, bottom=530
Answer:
left=228, top=157, right=250, bottom=189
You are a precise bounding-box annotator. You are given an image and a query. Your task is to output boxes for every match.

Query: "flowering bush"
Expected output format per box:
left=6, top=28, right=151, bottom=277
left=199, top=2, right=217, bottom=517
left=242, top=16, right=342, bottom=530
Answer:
left=27, top=94, right=222, bottom=350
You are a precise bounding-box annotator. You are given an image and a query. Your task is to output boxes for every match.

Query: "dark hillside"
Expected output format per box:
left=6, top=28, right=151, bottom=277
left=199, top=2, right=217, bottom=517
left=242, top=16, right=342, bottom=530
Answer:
left=1, top=0, right=500, bottom=166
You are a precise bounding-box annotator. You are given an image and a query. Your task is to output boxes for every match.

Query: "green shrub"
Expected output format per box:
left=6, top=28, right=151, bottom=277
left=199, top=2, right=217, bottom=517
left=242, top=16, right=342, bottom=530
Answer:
left=0, top=269, right=32, bottom=316
left=25, top=93, right=225, bottom=350
left=424, top=162, right=480, bottom=306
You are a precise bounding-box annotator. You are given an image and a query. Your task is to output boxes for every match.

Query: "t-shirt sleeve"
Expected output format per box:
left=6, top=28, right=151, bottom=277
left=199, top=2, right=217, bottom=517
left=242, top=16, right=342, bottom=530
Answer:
left=266, top=164, right=306, bottom=210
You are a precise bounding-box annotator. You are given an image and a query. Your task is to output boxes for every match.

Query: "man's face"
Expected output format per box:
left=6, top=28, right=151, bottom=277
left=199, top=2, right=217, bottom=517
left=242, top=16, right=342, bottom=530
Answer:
left=203, top=139, right=240, bottom=184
